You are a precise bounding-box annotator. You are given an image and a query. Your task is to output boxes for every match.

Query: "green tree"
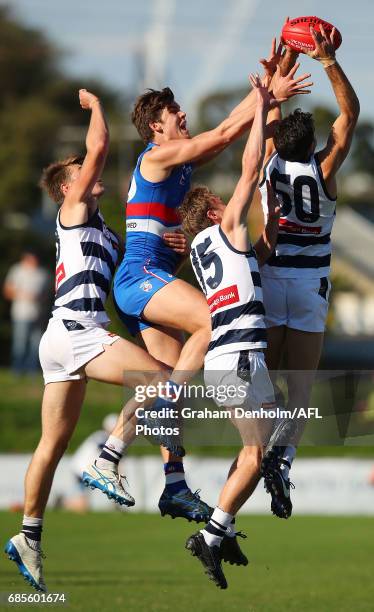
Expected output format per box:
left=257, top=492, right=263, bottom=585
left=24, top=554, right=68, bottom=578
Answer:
left=0, top=7, right=126, bottom=362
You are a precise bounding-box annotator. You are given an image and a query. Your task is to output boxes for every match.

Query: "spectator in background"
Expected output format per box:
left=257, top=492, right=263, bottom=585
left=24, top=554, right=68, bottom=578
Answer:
left=3, top=251, right=50, bottom=376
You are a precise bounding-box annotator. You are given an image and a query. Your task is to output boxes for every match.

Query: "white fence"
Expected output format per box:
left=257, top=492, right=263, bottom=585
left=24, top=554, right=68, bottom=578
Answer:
left=1, top=455, right=374, bottom=515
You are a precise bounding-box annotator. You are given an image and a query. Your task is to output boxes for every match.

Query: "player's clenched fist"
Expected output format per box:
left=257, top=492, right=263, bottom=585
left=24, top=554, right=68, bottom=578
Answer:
left=79, top=89, right=100, bottom=110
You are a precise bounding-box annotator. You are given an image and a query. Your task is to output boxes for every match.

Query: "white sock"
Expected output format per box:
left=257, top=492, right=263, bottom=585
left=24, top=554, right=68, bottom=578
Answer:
left=201, top=507, right=234, bottom=547
left=96, top=435, right=127, bottom=470
left=225, top=519, right=237, bottom=538
left=21, top=515, right=43, bottom=549
left=280, top=446, right=296, bottom=480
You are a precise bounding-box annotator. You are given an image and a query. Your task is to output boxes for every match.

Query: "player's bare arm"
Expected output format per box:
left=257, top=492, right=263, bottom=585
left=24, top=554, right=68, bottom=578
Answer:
left=227, top=35, right=297, bottom=118
left=59, top=89, right=109, bottom=226
left=193, top=61, right=312, bottom=168
left=262, top=45, right=302, bottom=167
left=141, top=67, right=312, bottom=183
left=253, top=180, right=281, bottom=266
left=308, top=25, right=360, bottom=195
left=219, top=75, right=273, bottom=251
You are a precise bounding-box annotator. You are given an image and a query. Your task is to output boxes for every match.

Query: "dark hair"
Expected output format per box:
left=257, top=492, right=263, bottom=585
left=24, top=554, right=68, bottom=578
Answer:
left=39, top=155, right=84, bottom=205
left=274, top=109, right=315, bottom=162
left=131, top=87, right=175, bottom=144
left=179, top=186, right=216, bottom=236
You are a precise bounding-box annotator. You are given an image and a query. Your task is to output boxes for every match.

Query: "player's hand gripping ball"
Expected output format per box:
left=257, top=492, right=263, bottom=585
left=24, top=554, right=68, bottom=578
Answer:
left=281, top=16, right=342, bottom=54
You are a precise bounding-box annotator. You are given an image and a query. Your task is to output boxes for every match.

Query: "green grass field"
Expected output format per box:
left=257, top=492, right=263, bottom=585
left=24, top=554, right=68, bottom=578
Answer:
left=1, top=511, right=373, bottom=612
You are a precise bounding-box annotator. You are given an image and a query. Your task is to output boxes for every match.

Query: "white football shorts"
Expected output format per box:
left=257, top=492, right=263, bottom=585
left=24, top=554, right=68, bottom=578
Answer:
left=39, top=317, right=120, bottom=384
left=261, top=276, right=331, bottom=333
left=204, top=350, right=276, bottom=445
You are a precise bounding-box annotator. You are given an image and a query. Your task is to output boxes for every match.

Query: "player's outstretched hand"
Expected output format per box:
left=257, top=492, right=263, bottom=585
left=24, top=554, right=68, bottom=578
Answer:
left=259, top=37, right=283, bottom=79
left=163, top=229, right=190, bottom=256
left=306, top=25, right=336, bottom=66
left=79, top=89, right=100, bottom=110
left=249, top=73, right=280, bottom=109
left=266, top=180, right=281, bottom=219
left=272, top=63, right=313, bottom=102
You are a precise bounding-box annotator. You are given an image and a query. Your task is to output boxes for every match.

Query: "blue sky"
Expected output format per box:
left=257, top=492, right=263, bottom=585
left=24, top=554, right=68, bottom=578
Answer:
left=3, top=0, right=372, bottom=121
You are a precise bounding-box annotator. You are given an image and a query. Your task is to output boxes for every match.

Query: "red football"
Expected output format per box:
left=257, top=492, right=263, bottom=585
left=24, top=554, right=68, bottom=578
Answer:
left=281, top=16, right=342, bottom=54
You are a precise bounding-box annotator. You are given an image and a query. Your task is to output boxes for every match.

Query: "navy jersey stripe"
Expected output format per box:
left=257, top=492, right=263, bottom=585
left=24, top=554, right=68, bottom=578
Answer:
left=80, top=242, right=116, bottom=276
left=208, top=328, right=267, bottom=352
left=191, top=247, right=207, bottom=294
left=277, top=233, right=331, bottom=246
left=250, top=271, right=262, bottom=287
left=218, top=226, right=256, bottom=256
left=266, top=253, right=331, bottom=268
left=212, top=300, right=265, bottom=330
left=318, top=277, right=329, bottom=300
left=55, top=270, right=110, bottom=300
left=52, top=297, right=105, bottom=313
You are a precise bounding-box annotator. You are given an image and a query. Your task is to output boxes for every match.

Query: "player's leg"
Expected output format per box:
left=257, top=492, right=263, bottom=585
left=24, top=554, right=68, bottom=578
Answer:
left=262, top=276, right=328, bottom=518
left=285, top=276, right=328, bottom=421
left=280, top=327, right=324, bottom=465
left=81, top=338, right=170, bottom=505
left=139, top=325, right=184, bottom=369
left=264, top=325, right=287, bottom=371
left=82, top=339, right=211, bottom=520
left=138, top=324, right=212, bottom=522
left=218, top=446, right=263, bottom=515
left=185, top=445, right=263, bottom=589
left=186, top=352, right=274, bottom=587
left=5, top=380, right=86, bottom=592
left=286, top=327, right=324, bottom=409
left=142, top=287, right=212, bottom=521
left=261, top=323, right=296, bottom=518
left=24, top=381, right=86, bottom=517
left=142, top=278, right=212, bottom=377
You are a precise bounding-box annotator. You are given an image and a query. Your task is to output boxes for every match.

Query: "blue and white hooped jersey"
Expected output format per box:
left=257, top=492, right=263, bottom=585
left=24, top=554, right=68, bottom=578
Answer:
left=124, top=142, right=193, bottom=272
left=52, top=209, right=120, bottom=324
left=190, top=224, right=267, bottom=359
left=259, top=153, right=336, bottom=279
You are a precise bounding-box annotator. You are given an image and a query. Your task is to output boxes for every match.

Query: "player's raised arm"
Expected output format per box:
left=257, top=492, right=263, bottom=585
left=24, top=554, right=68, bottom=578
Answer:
left=307, top=25, right=360, bottom=191
left=219, top=75, right=273, bottom=251
left=61, top=89, right=109, bottom=220
left=261, top=46, right=301, bottom=168
left=253, top=180, right=281, bottom=266
left=143, top=67, right=312, bottom=177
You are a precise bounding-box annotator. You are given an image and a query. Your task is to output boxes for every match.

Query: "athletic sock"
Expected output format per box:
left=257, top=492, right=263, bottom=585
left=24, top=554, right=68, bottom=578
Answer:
left=21, top=516, right=43, bottom=551
left=201, top=507, right=234, bottom=547
left=96, top=435, right=127, bottom=471
left=226, top=516, right=237, bottom=538
left=164, top=461, right=188, bottom=494
left=280, top=445, right=296, bottom=480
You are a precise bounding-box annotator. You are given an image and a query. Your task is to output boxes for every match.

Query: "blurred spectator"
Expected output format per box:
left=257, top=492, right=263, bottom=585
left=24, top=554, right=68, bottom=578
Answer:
left=63, top=414, right=120, bottom=513
left=3, top=251, right=50, bottom=375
